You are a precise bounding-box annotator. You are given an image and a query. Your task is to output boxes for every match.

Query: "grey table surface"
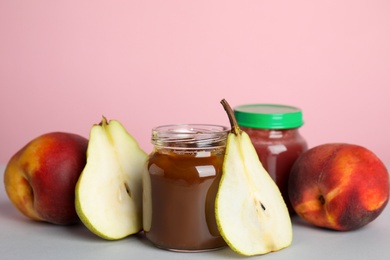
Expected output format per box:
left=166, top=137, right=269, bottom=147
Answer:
left=1, top=164, right=389, bottom=260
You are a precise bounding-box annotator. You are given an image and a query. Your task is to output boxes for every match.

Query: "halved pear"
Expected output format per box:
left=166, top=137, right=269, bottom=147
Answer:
left=75, top=116, right=148, bottom=240
left=215, top=99, right=293, bottom=256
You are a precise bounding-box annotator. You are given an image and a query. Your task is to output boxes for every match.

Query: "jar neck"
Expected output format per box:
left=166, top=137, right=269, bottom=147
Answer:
left=151, top=124, right=229, bottom=150
left=241, top=127, right=302, bottom=139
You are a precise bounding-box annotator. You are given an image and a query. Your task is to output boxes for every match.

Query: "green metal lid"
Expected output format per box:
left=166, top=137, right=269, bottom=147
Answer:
left=234, top=104, right=304, bottom=129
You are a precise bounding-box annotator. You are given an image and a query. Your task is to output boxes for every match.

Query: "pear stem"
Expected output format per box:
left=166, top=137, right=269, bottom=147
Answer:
left=99, top=116, right=108, bottom=127
left=220, top=99, right=241, bottom=135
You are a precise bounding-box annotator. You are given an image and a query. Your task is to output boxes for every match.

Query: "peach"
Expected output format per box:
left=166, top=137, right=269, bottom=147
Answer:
left=3, top=132, right=88, bottom=225
left=288, top=143, right=389, bottom=231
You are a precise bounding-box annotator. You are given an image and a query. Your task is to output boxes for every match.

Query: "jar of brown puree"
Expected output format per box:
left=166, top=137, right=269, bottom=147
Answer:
left=234, top=104, right=308, bottom=214
left=143, top=124, right=229, bottom=252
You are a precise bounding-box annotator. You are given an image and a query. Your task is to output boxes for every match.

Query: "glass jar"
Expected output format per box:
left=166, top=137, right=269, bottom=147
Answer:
left=234, top=104, right=308, bottom=214
left=143, top=124, right=229, bottom=252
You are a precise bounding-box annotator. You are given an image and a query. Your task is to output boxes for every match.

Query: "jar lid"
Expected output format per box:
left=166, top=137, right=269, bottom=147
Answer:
left=234, top=104, right=304, bottom=129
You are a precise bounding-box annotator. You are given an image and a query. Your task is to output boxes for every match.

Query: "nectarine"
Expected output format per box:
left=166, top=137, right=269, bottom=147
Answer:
left=4, top=132, right=88, bottom=225
left=288, top=143, right=389, bottom=231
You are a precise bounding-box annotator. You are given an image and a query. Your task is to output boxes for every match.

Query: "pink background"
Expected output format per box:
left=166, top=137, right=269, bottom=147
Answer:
left=1, top=1, right=389, bottom=164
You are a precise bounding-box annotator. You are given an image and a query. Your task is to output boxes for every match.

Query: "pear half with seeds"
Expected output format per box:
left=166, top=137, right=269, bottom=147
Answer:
left=75, top=116, right=148, bottom=240
left=215, top=99, right=293, bottom=256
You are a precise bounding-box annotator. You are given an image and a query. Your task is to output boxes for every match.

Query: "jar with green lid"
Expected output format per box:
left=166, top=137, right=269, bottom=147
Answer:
left=234, top=104, right=308, bottom=214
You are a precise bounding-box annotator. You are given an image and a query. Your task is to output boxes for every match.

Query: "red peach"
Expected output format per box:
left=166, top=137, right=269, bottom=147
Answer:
left=4, top=132, right=88, bottom=225
left=288, top=143, right=389, bottom=231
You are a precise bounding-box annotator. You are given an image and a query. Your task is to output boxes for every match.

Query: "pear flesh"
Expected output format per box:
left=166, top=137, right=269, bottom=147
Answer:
left=215, top=130, right=293, bottom=256
left=75, top=117, right=148, bottom=240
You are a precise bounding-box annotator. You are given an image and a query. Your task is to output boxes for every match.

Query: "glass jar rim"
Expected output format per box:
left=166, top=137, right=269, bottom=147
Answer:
left=151, top=124, right=229, bottom=150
